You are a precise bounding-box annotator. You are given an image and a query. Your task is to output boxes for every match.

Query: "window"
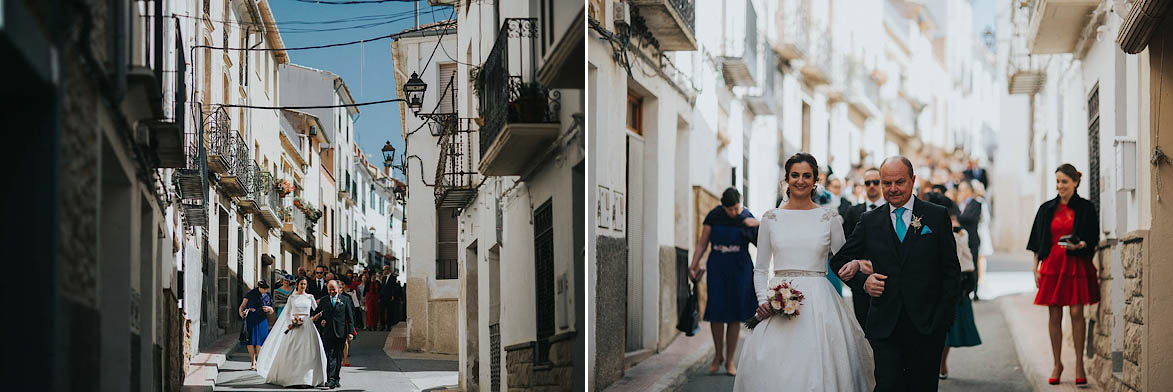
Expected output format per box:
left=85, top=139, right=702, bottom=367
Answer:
left=436, top=207, right=459, bottom=279
left=626, top=92, right=643, bottom=135
left=533, top=199, right=555, bottom=364
left=437, top=63, right=458, bottom=113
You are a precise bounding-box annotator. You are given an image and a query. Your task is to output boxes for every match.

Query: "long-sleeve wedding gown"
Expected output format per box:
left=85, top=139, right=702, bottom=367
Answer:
left=733, top=207, right=875, bottom=391
left=254, top=292, right=328, bottom=387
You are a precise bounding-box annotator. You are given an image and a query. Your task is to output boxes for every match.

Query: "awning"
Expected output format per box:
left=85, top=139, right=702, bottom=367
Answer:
left=1117, top=0, right=1171, bottom=54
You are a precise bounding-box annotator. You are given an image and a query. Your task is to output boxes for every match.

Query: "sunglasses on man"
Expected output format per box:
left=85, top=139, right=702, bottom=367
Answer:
left=864, top=180, right=880, bottom=186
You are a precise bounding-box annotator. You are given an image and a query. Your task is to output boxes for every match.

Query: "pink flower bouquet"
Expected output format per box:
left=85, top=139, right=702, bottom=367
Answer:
left=744, top=280, right=805, bottom=329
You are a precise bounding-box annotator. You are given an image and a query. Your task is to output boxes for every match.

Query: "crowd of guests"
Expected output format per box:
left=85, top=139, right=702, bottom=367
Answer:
left=238, top=264, right=407, bottom=369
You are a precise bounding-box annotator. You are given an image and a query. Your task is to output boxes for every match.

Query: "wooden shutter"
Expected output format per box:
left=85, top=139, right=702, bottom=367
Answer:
left=437, top=63, right=458, bottom=114
left=533, top=199, right=555, bottom=364
left=437, top=207, right=459, bottom=279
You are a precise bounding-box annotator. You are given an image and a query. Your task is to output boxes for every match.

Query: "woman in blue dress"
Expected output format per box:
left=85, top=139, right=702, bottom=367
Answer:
left=688, top=188, right=760, bottom=376
left=239, top=280, right=274, bottom=370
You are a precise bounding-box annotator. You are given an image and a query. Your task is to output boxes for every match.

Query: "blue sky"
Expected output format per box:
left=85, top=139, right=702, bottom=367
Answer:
left=267, top=0, right=451, bottom=178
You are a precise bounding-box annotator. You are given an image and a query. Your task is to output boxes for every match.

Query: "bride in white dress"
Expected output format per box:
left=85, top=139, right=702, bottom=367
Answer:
left=254, top=277, right=328, bottom=387
left=734, top=153, right=875, bottom=391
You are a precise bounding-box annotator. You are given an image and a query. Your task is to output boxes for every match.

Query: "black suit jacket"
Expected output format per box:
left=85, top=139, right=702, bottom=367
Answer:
left=313, top=295, right=355, bottom=339
left=308, top=279, right=328, bottom=300
left=381, top=276, right=397, bottom=300
left=1026, top=193, right=1099, bottom=260
left=830, top=199, right=961, bottom=339
left=958, top=199, right=982, bottom=250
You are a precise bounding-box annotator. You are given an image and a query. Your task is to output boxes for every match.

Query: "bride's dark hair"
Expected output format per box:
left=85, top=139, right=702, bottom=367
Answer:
left=783, top=152, right=820, bottom=201
left=294, top=277, right=308, bottom=291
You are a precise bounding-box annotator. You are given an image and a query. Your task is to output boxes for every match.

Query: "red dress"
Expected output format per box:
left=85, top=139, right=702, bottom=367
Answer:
left=364, top=281, right=381, bottom=328
left=1034, top=203, right=1100, bottom=306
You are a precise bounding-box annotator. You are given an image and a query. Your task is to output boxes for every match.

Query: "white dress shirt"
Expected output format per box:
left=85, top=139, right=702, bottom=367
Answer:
left=889, top=196, right=915, bottom=233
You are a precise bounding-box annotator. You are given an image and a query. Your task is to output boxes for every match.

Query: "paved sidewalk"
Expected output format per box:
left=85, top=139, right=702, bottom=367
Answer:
left=1001, top=293, right=1103, bottom=392
left=182, top=333, right=238, bottom=392
left=602, top=323, right=716, bottom=392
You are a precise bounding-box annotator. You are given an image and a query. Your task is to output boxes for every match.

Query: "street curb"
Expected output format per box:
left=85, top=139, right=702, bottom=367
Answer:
left=181, top=333, right=239, bottom=392
left=602, top=323, right=716, bottom=392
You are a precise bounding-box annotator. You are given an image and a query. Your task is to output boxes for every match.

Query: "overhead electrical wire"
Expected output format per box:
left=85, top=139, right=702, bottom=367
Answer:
left=280, top=0, right=427, bottom=4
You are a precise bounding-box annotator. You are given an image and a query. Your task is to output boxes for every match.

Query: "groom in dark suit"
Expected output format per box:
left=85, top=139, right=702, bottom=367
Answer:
left=313, top=280, right=355, bottom=389
left=831, top=156, right=960, bottom=392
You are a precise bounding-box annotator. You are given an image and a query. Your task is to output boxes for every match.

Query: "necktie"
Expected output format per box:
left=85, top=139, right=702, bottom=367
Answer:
left=894, top=207, right=907, bottom=242
left=332, top=296, right=338, bottom=306
left=868, top=204, right=876, bottom=210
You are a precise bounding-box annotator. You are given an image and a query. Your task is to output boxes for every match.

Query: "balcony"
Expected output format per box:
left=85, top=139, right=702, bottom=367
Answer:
left=1025, top=0, right=1099, bottom=54
left=743, top=47, right=776, bottom=115
left=629, top=0, right=697, bottom=51
left=477, top=19, right=563, bottom=177
left=719, top=0, right=759, bottom=87
left=174, top=121, right=207, bottom=228
left=124, top=0, right=165, bottom=123
left=799, top=33, right=832, bottom=86
left=237, top=161, right=261, bottom=213
left=773, top=0, right=810, bottom=60
left=282, top=206, right=311, bottom=248
left=435, top=119, right=479, bottom=208
left=213, top=133, right=250, bottom=197
left=253, top=171, right=282, bottom=227
left=884, top=98, right=916, bottom=138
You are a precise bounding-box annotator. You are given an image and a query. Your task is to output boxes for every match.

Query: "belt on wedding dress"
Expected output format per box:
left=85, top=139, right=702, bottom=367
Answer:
left=773, top=270, right=826, bottom=277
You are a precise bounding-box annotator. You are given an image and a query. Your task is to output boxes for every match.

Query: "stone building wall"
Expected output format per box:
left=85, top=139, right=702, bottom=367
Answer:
left=593, top=236, right=627, bottom=390
left=1090, top=232, right=1146, bottom=392
left=505, top=333, right=577, bottom=392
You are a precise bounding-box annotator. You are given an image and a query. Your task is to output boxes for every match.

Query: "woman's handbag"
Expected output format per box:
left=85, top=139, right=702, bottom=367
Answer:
left=676, top=279, right=701, bottom=336
left=238, top=312, right=251, bottom=344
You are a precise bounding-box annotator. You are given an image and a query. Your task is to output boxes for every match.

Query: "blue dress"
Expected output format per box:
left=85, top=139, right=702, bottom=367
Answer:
left=702, top=206, right=759, bottom=323
left=243, top=290, right=271, bottom=347
left=945, top=295, right=982, bottom=347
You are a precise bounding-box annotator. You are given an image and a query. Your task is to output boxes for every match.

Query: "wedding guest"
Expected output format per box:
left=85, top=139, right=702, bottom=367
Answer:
left=957, top=180, right=983, bottom=300
left=342, top=284, right=361, bottom=367
left=687, top=187, right=759, bottom=375
left=296, top=267, right=308, bottom=281
left=309, top=266, right=329, bottom=300
left=381, top=265, right=398, bottom=330
left=272, top=276, right=293, bottom=319
left=363, top=272, right=381, bottom=331
left=923, top=192, right=981, bottom=380
left=1028, top=164, right=1099, bottom=386
left=239, top=281, right=274, bottom=370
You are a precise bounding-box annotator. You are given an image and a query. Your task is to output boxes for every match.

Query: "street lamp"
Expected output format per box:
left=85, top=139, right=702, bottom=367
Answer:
left=403, top=72, right=427, bottom=115
left=381, top=141, right=397, bottom=167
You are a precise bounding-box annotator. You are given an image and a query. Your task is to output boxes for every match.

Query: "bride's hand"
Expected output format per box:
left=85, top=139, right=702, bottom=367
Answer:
left=837, top=261, right=859, bottom=281
left=756, top=302, right=772, bottom=318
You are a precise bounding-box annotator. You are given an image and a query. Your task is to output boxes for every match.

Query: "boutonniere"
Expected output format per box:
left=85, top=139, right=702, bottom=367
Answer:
left=910, top=215, right=924, bottom=230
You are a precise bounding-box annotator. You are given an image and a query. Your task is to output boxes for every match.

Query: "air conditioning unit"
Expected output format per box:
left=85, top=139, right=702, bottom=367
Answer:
left=614, top=1, right=631, bottom=28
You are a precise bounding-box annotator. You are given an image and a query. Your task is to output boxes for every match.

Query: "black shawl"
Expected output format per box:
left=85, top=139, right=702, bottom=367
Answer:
left=1026, top=193, right=1100, bottom=260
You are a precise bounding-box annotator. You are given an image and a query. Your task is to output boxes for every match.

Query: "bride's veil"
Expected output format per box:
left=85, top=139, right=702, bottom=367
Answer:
left=254, top=292, right=303, bottom=378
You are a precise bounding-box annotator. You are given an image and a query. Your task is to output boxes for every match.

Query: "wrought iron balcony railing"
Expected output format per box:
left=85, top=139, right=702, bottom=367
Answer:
left=435, top=118, right=479, bottom=208
left=477, top=18, right=562, bottom=160
left=205, top=106, right=237, bottom=175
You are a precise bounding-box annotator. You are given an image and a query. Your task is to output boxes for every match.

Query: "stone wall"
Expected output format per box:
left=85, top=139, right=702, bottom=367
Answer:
left=505, top=333, right=577, bottom=392
left=593, top=235, right=627, bottom=390
left=1090, top=232, right=1146, bottom=392
left=657, top=246, right=679, bottom=351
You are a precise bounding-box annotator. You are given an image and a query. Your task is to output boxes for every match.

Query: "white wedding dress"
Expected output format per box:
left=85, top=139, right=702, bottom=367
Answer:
left=733, top=207, right=875, bottom=391
left=254, top=292, right=328, bottom=387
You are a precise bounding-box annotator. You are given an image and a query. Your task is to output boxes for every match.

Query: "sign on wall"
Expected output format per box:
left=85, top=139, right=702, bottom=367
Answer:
left=612, top=190, right=625, bottom=233
left=597, top=186, right=612, bottom=229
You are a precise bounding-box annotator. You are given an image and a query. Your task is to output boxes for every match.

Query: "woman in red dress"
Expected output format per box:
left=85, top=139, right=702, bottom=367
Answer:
left=363, top=273, right=381, bottom=331
left=1027, top=164, right=1100, bottom=386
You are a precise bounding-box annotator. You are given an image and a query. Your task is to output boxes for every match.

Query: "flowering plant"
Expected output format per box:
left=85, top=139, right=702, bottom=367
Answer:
left=276, top=179, right=295, bottom=197
left=744, top=280, right=805, bottom=329
left=910, top=215, right=924, bottom=230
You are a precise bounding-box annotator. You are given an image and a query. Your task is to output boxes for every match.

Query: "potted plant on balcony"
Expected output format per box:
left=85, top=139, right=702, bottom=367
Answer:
left=276, top=179, right=294, bottom=197
left=509, top=82, right=548, bottom=123
left=293, top=197, right=305, bottom=209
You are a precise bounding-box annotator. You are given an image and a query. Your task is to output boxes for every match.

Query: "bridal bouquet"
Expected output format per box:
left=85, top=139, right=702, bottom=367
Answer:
left=285, top=316, right=305, bottom=334
left=744, top=280, right=805, bottom=329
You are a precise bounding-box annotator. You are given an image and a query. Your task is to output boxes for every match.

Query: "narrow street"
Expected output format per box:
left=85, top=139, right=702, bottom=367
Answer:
left=212, top=330, right=458, bottom=391
left=680, top=253, right=1034, bottom=391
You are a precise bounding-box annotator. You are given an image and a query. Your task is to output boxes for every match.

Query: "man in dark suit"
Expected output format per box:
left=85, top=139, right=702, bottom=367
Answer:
left=957, top=180, right=983, bottom=299
left=380, top=265, right=397, bottom=330
left=840, top=167, right=885, bottom=329
left=312, top=280, right=355, bottom=389
left=308, top=265, right=329, bottom=300
left=963, top=160, right=988, bottom=188
left=832, top=157, right=961, bottom=392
